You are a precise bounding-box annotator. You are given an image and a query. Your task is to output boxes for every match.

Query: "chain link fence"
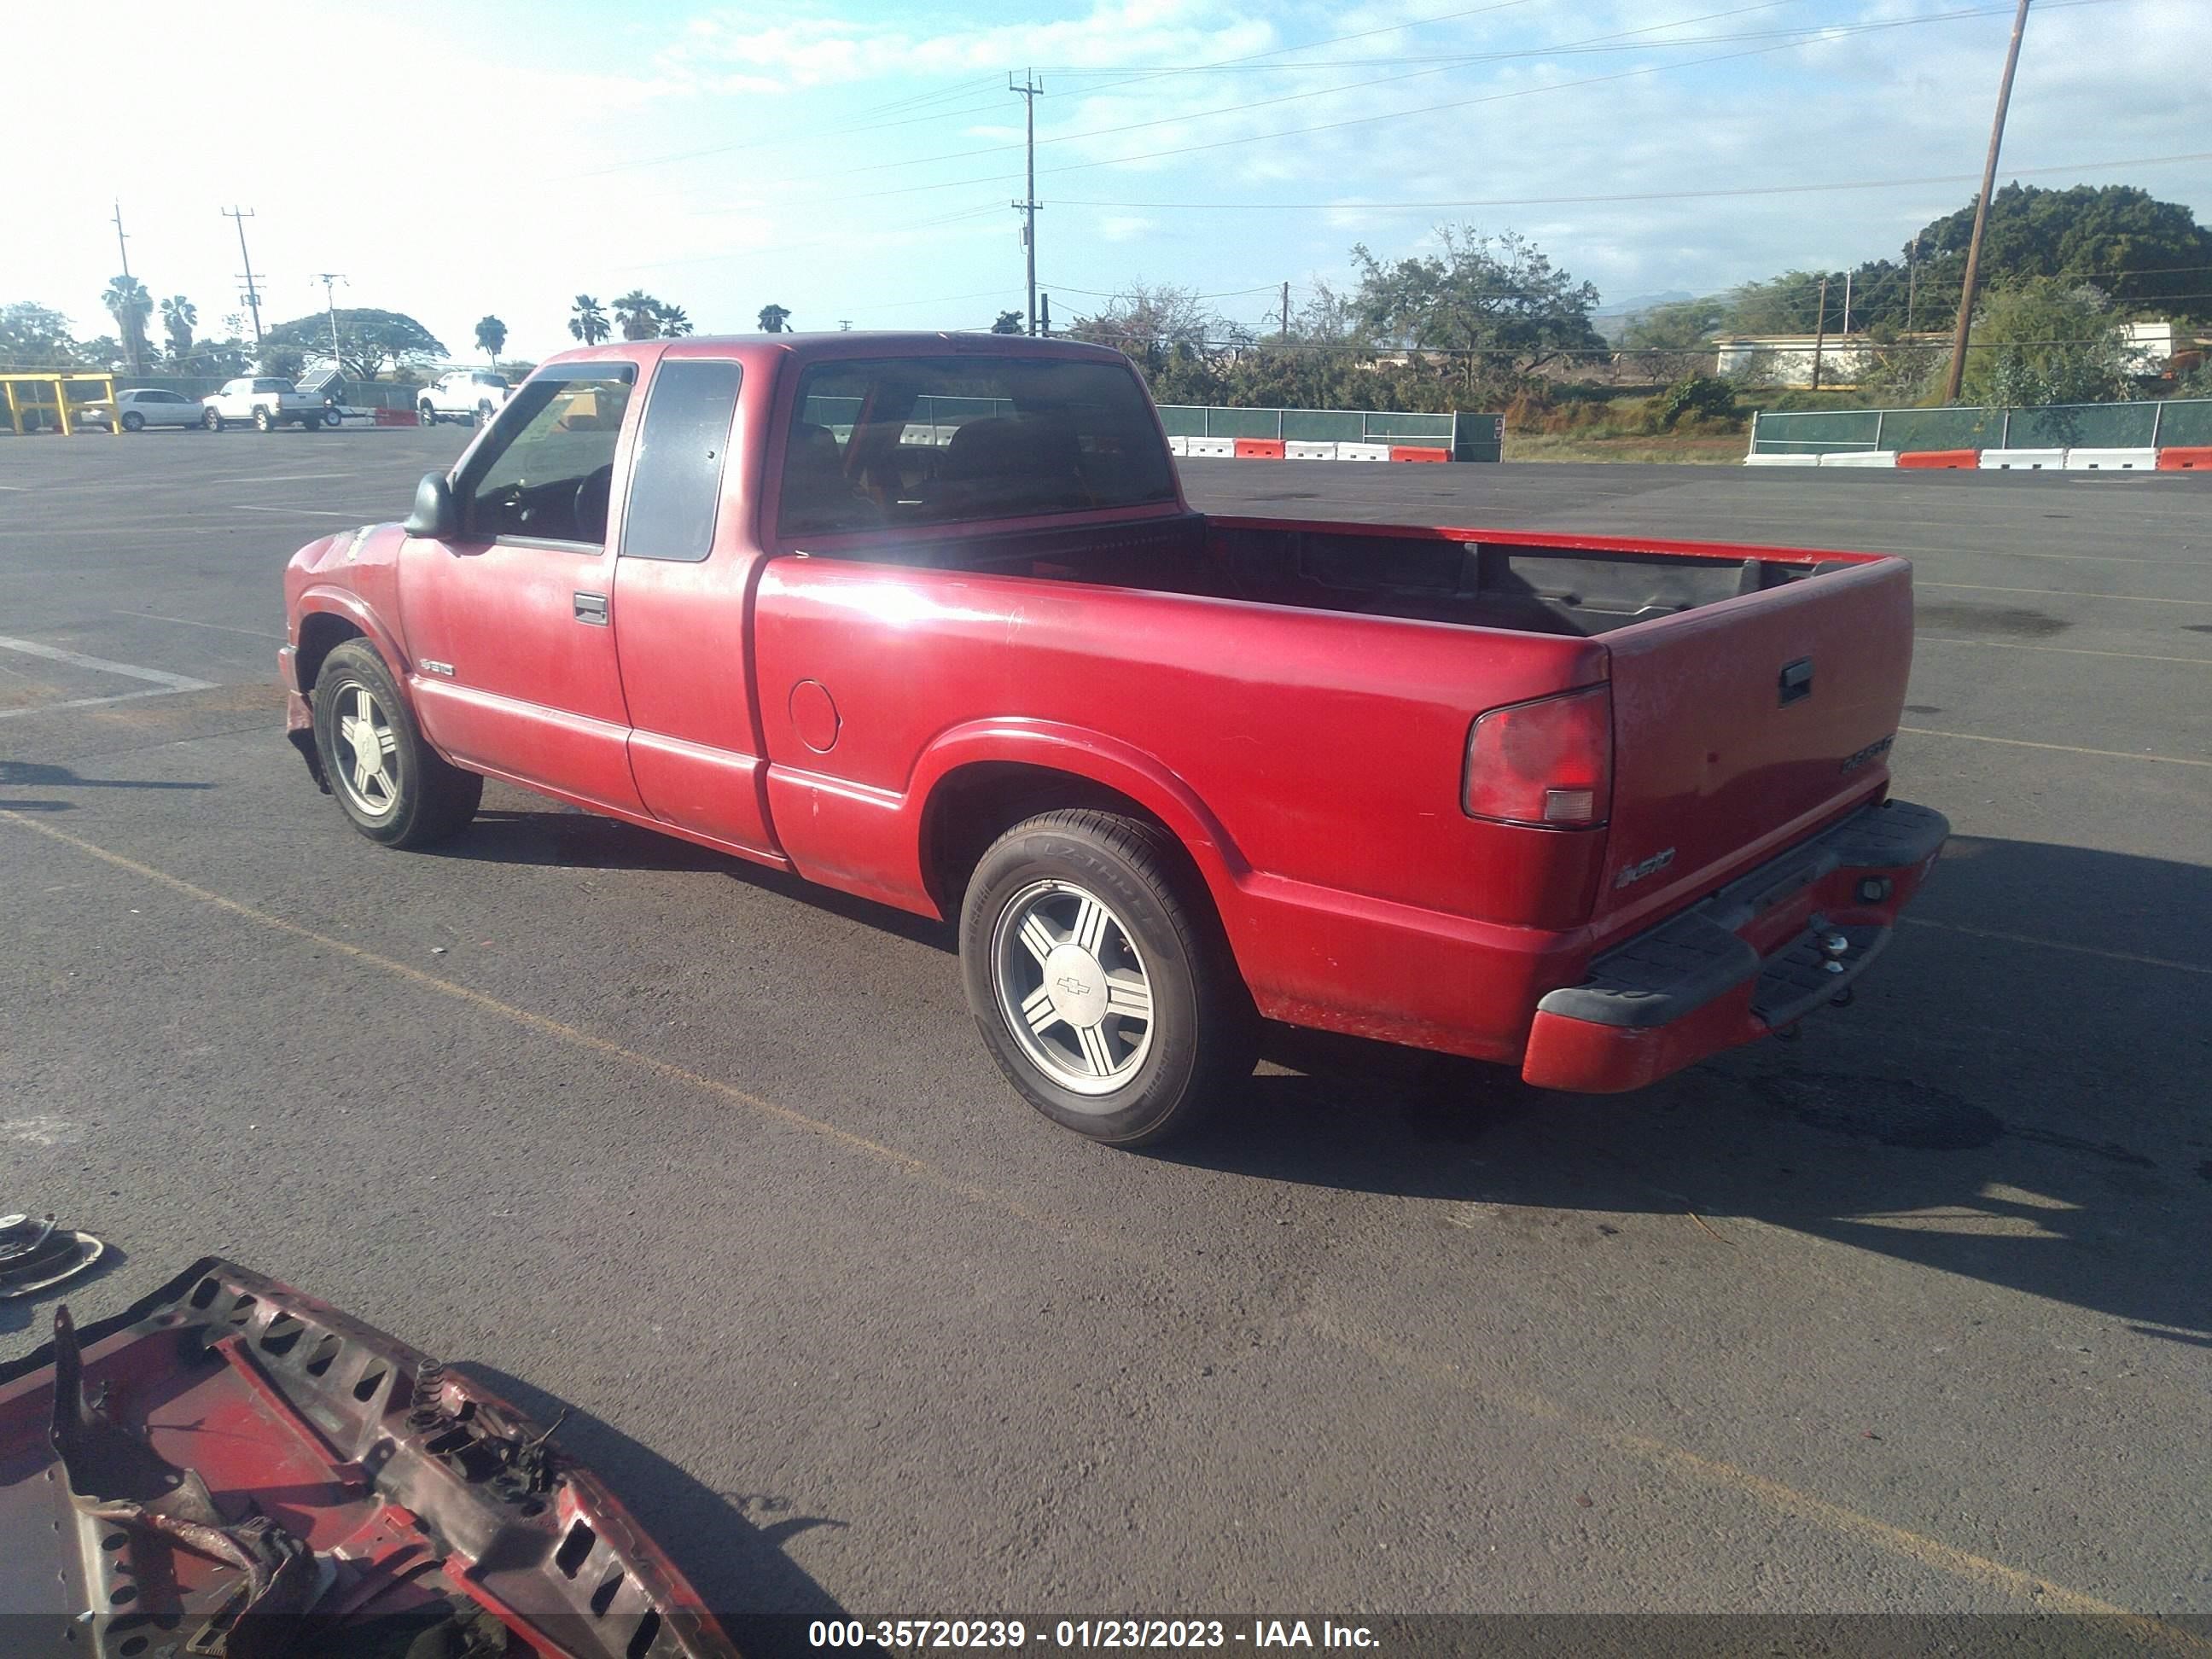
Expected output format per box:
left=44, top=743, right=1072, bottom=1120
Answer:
left=1749, top=399, right=2212, bottom=455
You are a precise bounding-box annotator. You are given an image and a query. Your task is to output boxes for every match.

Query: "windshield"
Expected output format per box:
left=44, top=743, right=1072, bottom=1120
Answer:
left=776, top=356, right=1174, bottom=540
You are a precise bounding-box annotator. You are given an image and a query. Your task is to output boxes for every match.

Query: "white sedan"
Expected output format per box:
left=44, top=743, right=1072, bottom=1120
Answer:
left=80, top=387, right=207, bottom=431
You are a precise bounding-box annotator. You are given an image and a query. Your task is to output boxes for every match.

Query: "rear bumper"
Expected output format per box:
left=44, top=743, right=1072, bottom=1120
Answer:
left=1521, top=799, right=1948, bottom=1092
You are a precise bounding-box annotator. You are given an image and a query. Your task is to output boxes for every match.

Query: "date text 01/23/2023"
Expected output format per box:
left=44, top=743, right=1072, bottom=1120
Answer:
left=806, top=1621, right=1380, bottom=1650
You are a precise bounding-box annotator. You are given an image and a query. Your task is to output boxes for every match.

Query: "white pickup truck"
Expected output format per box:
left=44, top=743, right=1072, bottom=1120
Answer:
left=201, top=377, right=330, bottom=433
left=416, top=370, right=511, bottom=426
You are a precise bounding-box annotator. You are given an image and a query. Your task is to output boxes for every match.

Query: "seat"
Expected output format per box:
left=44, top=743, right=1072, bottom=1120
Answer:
left=778, top=422, right=876, bottom=534
left=938, top=415, right=1082, bottom=500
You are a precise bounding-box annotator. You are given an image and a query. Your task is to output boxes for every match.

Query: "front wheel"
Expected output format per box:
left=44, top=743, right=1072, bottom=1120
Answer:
left=311, top=640, right=482, bottom=848
left=203, top=408, right=224, bottom=431
left=475, top=399, right=495, bottom=427
left=960, top=809, right=1253, bottom=1147
left=418, top=402, right=439, bottom=426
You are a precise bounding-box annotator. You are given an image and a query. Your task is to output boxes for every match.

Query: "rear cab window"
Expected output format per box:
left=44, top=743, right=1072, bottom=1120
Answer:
left=458, top=365, right=636, bottom=549
left=774, top=357, right=1174, bottom=549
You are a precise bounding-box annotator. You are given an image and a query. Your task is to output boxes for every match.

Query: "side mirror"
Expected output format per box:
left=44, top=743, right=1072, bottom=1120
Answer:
left=401, top=472, right=459, bottom=539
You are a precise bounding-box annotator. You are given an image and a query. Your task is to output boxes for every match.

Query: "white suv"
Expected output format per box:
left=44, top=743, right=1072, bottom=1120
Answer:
left=418, top=371, right=511, bottom=427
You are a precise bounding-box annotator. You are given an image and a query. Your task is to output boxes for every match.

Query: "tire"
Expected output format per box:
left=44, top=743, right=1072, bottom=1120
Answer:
left=254, top=406, right=276, bottom=433
left=959, top=809, right=1253, bottom=1147
left=311, top=640, right=482, bottom=848
left=475, top=399, right=495, bottom=428
left=302, top=413, right=323, bottom=432
left=120, top=410, right=145, bottom=432
left=203, top=408, right=224, bottom=432
left=419, top=402, right=439, bottom=426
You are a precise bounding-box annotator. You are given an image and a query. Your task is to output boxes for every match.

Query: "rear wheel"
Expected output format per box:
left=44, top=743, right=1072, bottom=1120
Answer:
left=960, top=809, right=1253, bottom=1147
left=253, top=406, right=276, bottom=433
left=311, top=640, right=481, bottom=848
left=302, top=412, right=323, bottom=432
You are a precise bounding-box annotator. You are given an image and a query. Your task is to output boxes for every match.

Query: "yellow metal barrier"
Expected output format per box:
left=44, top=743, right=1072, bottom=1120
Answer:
left=0, top=372, right=121, bottom=436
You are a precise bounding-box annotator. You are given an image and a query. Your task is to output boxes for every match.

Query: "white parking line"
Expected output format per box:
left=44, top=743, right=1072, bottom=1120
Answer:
left=0, top=688, right=193, bottom=722
left=231, top=505, right=362, bottom=517
left=115, top=609, right=285, bottom=642
left=201, top=472, right=359, bottom=484
left=0, top=635, right=215, bottom=691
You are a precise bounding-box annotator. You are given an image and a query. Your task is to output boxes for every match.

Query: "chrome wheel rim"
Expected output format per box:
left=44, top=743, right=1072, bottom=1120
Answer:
left=992, top=879, right=1155, bottom=1102
left=332, top=682, right=401, bottom=819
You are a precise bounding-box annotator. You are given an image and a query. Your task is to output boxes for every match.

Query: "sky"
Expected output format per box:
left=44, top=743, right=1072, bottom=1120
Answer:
left=5, top=0, right=2208, bottom=365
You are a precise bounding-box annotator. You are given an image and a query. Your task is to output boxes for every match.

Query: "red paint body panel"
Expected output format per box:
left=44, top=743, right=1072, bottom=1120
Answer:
left=280, top=332, right=1940, bottom=1090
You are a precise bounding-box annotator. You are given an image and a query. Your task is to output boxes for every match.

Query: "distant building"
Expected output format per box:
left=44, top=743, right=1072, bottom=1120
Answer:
left=1714, top=320, right=2185, bottom=388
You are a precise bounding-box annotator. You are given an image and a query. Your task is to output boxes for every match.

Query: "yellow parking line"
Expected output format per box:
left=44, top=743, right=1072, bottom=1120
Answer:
left=8, top=806, right=2207, bottom=1639
left=1902, top=917, right=2212, bottom=976
left=1918, top=581, right=2212, bottom=608
left=0, top=807, right=1080, bottom=1247
left=1307, top=1308, right=2211, bottom=1646
left=1898, top=727, right=2212, bottom=767
left=1916, top=636, right=2212, bottom=667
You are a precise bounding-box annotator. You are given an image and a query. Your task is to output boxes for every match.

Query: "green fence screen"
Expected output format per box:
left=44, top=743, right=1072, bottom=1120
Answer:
left=1752, top=399, right=2210, bottom=455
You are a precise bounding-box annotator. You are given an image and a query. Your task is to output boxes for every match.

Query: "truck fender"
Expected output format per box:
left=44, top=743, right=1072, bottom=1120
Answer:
left=294, top=587, right=410, bottom=701
left=908, top=719, right=1252, bottom=911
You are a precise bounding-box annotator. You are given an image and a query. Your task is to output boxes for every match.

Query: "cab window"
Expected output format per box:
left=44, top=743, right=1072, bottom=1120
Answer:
left=460, top=366, right=636, bottom=548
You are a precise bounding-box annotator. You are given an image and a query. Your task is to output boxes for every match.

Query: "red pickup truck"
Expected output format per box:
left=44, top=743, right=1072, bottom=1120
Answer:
left=280, top=334, right=1946, bottom=1145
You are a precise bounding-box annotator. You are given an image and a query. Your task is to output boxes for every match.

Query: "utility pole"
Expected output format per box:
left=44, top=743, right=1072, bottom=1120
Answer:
left=1281, top=281, right=1290, bottom=339
left=1944, top=0, right=2033, bottom=403
left=1010, top=71, right=1043, bottom=337
left=1039, top=293, right=1052, bottom=338
left=1842, top=270, right=1852, bottom=336
left=111, top=201, right=139, bottom=374
left=1906, top=233, right=1921, bottom=331
left=314, top=273, right=347, bottom=375
left=1811, top=276, right=1829, bottom=392
left=838, top=319, right=853, bottom=331
left=224, top=207, right=265, bottom=346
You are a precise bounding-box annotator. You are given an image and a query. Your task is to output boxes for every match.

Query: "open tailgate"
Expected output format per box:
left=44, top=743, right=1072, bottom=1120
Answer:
left=1594, top=556, right=1915, bottom=928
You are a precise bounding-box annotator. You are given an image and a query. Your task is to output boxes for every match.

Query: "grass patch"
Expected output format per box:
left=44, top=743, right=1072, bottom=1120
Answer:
left=1505, top=431, right=1748, bottom=465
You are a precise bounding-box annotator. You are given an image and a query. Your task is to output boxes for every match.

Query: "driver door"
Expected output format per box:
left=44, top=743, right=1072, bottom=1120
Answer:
left=396, top=359, right=646, bottom=812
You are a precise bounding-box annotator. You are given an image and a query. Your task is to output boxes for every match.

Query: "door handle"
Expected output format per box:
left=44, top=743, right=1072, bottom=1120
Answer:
left=1778, top=656, right=1813, bottom=706
left=573, top=591, right=608, bottom=626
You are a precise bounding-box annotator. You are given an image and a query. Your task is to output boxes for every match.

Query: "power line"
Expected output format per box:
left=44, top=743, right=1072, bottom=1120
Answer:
left=808, top=0, right=2132, bottom=209
left=1045, top=148, right=2212, bottom=213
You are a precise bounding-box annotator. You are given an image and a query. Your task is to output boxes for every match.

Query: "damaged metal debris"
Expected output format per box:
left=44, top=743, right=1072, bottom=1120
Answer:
left=0, top=1212, right=104, bottom=1299
left=0, top=1258, right=737, bottom=1658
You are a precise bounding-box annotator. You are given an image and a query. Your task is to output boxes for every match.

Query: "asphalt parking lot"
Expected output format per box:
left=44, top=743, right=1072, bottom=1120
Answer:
left=2, top=428, right=2208, bottom=1637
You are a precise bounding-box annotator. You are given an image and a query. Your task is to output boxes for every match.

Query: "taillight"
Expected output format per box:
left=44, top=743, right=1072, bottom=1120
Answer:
left=1462, top=684, right=1612, bottom=827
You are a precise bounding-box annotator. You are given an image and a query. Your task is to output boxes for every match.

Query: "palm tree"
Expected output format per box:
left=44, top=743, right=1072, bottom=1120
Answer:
left=103, top=276, right=154, bottom=375
left=569, top=295, right=610, bottom=346
left=160, top=295, right=197, bottom=367
left=757, top=303, right=791, bottom=334
left=612, top=290, right=663, bottom=341
left=474, top=315, right=507, bottom=364
left=654, top=303, right=692, bottom=337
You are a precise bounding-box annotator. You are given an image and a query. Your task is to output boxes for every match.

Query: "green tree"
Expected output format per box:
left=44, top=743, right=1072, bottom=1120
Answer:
left=1621, top=294, right=1729, bottom=380
left=0, top=302, right=79, bottom=369
left=569, top=295, right=610, bottom=346
left=259, top=344, right=306, bottom=380
left=1912, top=183, right=2212, bottom=324
left=474, top=315, right=507, bottom=362
left=613, top=290, right=664, bottom=341
left=102, top=275, right=154, bottom=375
left=990, top=310, right=1024, bottom=335
left=1961, top=278, right=2134, bottom=409
left=1066, top=283, right=1235, bottom=391
left=1722, top=271, right=1836, bottom=335
left=1348, top=225, right=1605, bottom=393
left=159, top=296, right=196, bottom=368
left=654, top=302, right=692, bottom=337
left=261, top=308, right=448, bottom=381
left=757, top=303, right=791, bottom=333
